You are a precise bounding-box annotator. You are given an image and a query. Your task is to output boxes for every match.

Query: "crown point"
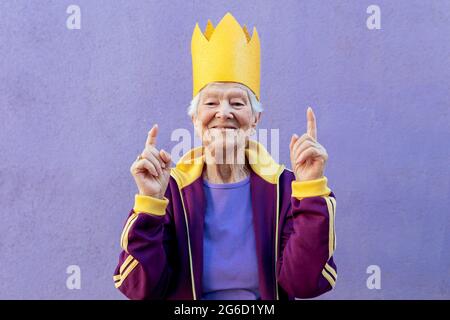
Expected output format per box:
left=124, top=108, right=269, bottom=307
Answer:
left=205, top=19, right=215, bottom=40
left=250, top=26, right=260, bottom=43
left=219, top=12, right=238, bottom=25
left=192, top=22, right=208, bottom=44
left=242, top=25, right=251, bottom=42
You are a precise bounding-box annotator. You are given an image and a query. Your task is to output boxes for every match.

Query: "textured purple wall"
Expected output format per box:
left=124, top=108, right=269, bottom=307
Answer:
left=0, top=0, right=449, bottom=299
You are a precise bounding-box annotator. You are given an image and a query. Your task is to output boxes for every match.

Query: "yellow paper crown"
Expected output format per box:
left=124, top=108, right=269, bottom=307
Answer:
left=191, top=12, right=261, bottom=100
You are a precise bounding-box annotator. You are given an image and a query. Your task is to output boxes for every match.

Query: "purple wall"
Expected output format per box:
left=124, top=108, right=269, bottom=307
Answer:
left=0, top=0, right=448, bottom=299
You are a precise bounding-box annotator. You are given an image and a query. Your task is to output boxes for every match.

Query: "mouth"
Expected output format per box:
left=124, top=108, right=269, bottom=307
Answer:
left=209, top=125, right=238, bottom=130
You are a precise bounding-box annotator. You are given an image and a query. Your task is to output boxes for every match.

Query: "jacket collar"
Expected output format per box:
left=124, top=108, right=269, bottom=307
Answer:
left=170, top=139, right=285, bottom=188
left=169, top=139, right=284, bottom=300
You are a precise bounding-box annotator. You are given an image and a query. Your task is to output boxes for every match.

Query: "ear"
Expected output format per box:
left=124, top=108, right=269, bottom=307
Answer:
left=252, top=112, right=262, bottom=129
left=192, top=115, right=201, bottom=138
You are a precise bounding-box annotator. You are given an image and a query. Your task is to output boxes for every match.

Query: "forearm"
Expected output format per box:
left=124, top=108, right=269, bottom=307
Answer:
left=278, top=177, right=337, bottom=298
left=114, top=195, right=174, bottom=299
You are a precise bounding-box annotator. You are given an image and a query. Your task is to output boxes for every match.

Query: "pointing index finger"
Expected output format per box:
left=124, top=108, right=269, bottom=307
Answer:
left=146, top=124, right=159, bottom=147
left=307, top=107, right=317, bottom=140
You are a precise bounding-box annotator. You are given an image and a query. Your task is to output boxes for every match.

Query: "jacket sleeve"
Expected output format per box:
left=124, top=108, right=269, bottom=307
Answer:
left=113, top=185, right=175, bottom=300
left=277, top=176, right=337, bottom=299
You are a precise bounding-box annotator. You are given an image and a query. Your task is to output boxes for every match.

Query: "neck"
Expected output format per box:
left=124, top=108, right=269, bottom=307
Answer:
left=203, top=139, right=251, bottom=184
left=203, top=163, right=250, bottom=184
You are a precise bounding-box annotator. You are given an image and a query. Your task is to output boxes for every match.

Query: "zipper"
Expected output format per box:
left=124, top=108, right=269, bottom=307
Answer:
left=172, top=165, right=283, bottom=301
left=274, top=165, right=284, bottom=300
left=171, top=172, right=197, bottom=300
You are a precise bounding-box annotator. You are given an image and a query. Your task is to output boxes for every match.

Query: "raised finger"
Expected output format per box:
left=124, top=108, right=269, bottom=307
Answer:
left=145, top=124, right=159, bottom=147
left=307, top=107, right=317, bottom=141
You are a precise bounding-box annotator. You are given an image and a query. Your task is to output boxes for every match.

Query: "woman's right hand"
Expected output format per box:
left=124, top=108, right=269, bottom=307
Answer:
left=130, top=124, right=172, bottom=199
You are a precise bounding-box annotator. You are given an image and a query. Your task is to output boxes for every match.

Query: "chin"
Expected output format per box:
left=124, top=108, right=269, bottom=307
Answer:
left=204, top=131, right=248, bottom=165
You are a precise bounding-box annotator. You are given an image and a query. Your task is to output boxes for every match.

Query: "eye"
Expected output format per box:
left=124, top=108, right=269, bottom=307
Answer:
left=232, top=102, right=245, bottom=107
left=205, top=102, right=218, bottom=106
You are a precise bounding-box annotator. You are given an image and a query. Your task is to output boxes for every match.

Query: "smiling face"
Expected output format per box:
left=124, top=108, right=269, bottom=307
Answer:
left=192, top=82, right=261, bottom=164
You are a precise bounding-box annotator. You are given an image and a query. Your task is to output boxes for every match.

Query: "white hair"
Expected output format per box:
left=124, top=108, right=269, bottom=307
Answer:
left=187, top=85, right=263, bottom=117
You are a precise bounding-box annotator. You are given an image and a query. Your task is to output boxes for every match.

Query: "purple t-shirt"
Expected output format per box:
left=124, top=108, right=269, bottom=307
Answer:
left=201, top=175, right=261, bottom=300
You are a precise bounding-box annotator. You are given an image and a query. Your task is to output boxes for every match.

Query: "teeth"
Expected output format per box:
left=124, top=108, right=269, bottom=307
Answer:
left=211, top=127, right=235, bottom=129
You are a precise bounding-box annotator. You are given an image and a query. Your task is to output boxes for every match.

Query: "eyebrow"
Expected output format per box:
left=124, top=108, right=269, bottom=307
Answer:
left=202, top=89, right=248, bottom=101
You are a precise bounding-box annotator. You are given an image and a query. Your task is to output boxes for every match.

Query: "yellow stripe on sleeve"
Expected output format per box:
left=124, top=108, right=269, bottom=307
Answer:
left=322, top=196, right=335, bottom=258
left=119, top=255, right=134, bottom=274
left=329, top=196, right=337, bottom=251
left=321, top=269, right=336, bottom=288
left=325, top=263, right=337, bottom=280
left=114, top=259, right=139, bottom=288
left=120, top=213, right=139, bottom=253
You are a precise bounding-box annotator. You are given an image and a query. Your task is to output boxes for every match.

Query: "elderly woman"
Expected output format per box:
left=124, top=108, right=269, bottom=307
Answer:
left=113, top=13, right=337, bottom=300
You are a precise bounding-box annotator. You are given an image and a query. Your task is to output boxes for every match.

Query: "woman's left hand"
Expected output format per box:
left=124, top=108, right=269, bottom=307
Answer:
left=289, top=107, right=328, bottom=182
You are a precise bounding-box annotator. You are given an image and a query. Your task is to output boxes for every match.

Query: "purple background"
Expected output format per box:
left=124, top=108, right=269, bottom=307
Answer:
left=0, top=0, right=449, bottom=299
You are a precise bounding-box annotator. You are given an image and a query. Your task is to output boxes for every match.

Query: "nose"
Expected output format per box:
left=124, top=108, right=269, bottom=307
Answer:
left=215, top=102, right=234, bottom=119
